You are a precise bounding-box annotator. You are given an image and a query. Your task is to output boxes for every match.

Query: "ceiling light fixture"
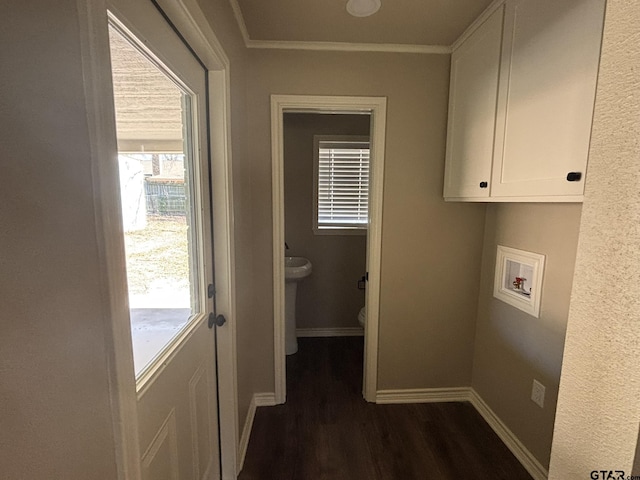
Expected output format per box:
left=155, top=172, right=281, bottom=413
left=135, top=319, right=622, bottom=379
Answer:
left=346, top=0, right=381, bottom=17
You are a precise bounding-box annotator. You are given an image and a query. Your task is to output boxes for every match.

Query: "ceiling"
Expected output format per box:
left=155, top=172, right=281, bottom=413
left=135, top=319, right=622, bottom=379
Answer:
left=230, top=0, right=494, bottom=50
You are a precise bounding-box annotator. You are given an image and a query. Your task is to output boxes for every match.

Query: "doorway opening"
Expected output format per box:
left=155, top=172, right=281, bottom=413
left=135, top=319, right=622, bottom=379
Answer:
left=283, top=112, right=369, bottom=349
left=271, top=95, right=387, bottom=404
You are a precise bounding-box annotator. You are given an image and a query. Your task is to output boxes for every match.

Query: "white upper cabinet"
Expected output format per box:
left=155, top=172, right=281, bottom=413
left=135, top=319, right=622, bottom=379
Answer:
left=444, top=5, right=504, bottom=200
left=444, top=0, right=606, bottom=202
left=491, top=0, right=605, bottom=199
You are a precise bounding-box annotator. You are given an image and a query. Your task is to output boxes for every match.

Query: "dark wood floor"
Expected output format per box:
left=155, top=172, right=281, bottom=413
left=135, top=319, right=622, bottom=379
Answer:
left=239, top=337, right=532, bottom=480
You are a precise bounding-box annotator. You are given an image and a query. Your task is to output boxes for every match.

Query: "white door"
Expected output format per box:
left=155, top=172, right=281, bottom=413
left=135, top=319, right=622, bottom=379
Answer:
left=107, top=1, right=220, bottom=479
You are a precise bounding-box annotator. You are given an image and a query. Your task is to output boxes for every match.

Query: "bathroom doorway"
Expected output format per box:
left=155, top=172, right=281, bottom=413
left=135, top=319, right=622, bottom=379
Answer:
left=284, top=113, right=369, bottom=348
left=271, top=95, right=387, bottom=404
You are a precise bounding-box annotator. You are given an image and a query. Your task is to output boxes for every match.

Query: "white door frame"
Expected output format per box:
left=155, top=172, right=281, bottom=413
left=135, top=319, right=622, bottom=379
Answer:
left=154, top=2, right=239, bottom=477
left=271, top=95, right=387, bottom=404
left=77, top=0, right=238, bottom=478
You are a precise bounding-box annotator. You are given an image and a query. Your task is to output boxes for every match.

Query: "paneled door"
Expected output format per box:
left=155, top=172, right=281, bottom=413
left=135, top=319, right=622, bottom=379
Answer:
left=107, top=1, right=220, bottom=478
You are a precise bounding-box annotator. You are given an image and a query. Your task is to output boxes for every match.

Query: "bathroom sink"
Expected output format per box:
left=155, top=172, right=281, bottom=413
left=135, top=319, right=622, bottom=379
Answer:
left=284, top=256, right=312, bottom=355
left=285, top=256, right=312, bottom=281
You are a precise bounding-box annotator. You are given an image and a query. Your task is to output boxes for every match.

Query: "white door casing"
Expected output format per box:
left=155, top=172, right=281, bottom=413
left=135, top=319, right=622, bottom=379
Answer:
left=271, top=95, right=387, bottom=404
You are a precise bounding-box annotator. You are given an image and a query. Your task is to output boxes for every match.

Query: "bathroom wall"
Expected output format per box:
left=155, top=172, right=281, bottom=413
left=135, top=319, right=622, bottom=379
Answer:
left=245, top=49, right=487, bottom=391
left=284, top=113, right=369, bottom=331
left=472, top=203, right=582, bottom=468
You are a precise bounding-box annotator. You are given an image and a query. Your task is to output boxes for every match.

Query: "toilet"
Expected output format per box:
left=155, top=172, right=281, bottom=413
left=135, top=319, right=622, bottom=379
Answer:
left=358, top=306, right=366, bottom=328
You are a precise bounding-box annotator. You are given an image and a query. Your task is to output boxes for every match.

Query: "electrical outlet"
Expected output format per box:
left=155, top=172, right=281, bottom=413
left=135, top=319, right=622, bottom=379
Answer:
left=531, top=380, right=545, bottom=408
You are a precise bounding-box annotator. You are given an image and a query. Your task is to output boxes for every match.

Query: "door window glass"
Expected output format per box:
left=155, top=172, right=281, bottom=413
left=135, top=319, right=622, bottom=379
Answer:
left=108, top=23, right=201, bottom=377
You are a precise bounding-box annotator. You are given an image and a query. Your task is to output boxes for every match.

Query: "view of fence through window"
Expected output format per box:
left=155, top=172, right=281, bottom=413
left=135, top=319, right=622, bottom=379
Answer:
left=109, top=24, right=199, bottom=376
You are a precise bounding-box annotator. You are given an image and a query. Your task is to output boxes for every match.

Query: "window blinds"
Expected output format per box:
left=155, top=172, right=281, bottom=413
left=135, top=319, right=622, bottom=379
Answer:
left=317, top=139, right=370, bottom=229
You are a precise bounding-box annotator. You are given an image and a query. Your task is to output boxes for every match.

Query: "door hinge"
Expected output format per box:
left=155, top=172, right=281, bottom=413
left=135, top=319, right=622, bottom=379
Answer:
left=207, top=284, right=215, bottom=298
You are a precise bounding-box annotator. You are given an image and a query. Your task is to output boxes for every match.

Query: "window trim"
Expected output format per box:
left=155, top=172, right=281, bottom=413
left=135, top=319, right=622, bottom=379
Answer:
left=312, top=135, right=370, bottom=236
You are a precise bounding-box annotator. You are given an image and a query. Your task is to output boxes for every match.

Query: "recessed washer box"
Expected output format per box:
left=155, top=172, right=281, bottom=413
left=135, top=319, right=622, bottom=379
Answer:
left=493, top=245, right=545, bottom=318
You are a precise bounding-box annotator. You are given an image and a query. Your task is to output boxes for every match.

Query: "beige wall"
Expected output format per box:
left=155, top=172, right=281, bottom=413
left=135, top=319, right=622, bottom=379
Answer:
left=196, top=0, right=266, bottom=432
left=284, top=113, right=369, bottom=330
left=246, top=50, right=487, bottom=390
left=0, top=1, right=120, bottom=477
left=549, top=1, right=640, bottom=477
left=472, top=203, right=582, bottom=468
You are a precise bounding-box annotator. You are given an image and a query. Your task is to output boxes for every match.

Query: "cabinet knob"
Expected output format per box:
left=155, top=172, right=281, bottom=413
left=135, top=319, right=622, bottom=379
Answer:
left=566, top=172, right=582, bottom=182
left=479, top=181, right=488, bottom=188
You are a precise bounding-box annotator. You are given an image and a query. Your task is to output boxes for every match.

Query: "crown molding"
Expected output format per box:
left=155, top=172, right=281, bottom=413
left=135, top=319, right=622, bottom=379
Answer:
left=228, top=0, right=452, bottom=54
left=246, top=38, right=451, bottom=54
left=229, top=0, right=507, bottom=54
left=451, top=0, right=505, bottom=51
left=228, top=0, right=251, bottom=46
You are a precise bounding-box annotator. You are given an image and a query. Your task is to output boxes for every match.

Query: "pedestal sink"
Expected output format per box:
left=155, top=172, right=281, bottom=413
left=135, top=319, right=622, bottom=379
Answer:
left=284, top=256, right=312, bottom=355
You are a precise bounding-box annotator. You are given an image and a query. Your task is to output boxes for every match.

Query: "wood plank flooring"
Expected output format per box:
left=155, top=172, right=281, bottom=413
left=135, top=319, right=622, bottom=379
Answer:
left=239, top=337, right=532, bottom=480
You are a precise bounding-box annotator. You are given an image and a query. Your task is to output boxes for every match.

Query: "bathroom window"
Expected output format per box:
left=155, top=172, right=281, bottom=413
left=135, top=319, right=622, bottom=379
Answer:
left=313, top=135, right=370, bottom=234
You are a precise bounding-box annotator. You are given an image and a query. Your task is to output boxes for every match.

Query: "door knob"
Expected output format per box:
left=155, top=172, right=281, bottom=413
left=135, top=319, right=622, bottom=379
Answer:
left=208, top=313, right=226, bottom=329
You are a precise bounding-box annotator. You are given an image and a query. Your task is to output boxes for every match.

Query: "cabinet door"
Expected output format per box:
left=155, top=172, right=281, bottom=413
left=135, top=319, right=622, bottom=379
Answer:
left=491, top=0, right=605, bottom=198
left=443, top=5, right=504, bottom=200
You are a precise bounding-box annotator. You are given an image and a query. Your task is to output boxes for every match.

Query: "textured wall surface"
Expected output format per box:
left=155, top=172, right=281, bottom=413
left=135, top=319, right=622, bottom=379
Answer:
left=549, top=1, right=640, bottom=477
left=284, top=113, right=369, bottom=330
left=472, top=203, right=582, bottom=468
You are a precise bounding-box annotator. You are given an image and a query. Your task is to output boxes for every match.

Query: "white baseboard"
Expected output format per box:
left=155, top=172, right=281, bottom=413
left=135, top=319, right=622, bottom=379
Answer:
left=376, top=387, right=548, bottom=480
left=376, top=387, right=471, bottom=404
left=468, top=389, right=548, bottom=480
left=237, top=392, right=277, bottom=473
left=296, top=327, right=364, bottom=337
left=254, top=392, right=277, bottom=407
left=237, top=396, right=256, bottom=473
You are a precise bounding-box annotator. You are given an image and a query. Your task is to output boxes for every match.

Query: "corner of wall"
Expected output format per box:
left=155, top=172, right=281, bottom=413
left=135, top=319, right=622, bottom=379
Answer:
left=470, top=203, right=582, bottom=468
left=237, top=392, right=276, bottom=473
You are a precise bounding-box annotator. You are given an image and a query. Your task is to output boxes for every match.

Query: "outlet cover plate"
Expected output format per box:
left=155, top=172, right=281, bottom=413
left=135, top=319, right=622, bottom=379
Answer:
left=531, top=379, right=545, bottom=408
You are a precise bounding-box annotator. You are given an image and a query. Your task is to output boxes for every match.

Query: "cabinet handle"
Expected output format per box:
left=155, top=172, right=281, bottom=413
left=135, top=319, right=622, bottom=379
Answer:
left=479, top=181, right=488, bottom=188
left=566, top=172, right=582, bottom=182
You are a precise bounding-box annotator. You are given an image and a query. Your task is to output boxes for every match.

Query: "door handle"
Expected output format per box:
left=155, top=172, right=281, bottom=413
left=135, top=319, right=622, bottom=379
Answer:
left=208, top=313, right=226, bottom=329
